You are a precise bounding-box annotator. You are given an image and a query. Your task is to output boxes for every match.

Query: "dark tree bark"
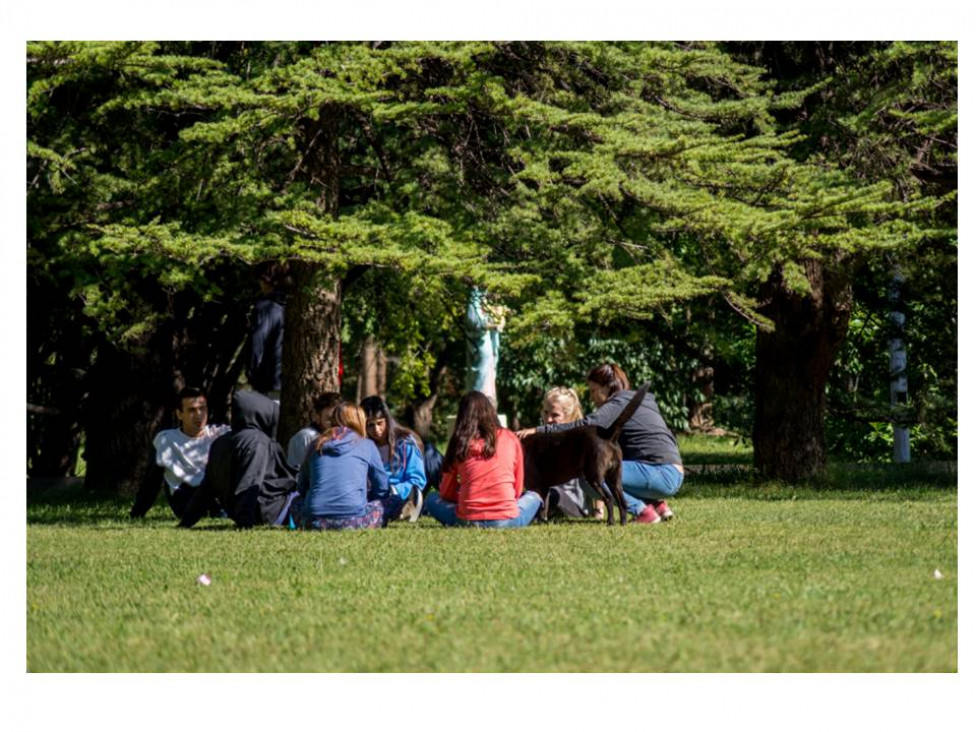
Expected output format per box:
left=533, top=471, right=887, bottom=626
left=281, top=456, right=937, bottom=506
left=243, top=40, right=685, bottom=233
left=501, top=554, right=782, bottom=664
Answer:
left=279, top=262, right=343, bottom=443
left=278, top=107, right=344, bottom=445
left=753, top=259, right=852, bottom=481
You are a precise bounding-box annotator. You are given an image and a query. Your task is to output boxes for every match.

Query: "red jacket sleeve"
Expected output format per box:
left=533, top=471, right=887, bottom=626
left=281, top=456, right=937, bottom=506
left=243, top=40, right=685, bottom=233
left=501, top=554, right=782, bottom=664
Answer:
left=510, top=430, right=524, bottom=498
left=439, top=463, right=460, bottom=503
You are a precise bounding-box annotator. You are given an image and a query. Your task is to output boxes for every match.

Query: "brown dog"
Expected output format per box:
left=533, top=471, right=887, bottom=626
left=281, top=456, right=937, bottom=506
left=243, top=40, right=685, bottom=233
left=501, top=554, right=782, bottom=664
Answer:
left=521, top=384, right=649, bottom=525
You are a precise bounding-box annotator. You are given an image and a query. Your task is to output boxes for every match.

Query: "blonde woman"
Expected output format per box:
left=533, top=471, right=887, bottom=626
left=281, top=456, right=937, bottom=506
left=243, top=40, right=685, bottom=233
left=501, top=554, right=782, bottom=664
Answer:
left=540, top=387, right=605, bottom=520
left=521, top=364, right=682, bottom=524
left=291, top=402, right=405, bottom=530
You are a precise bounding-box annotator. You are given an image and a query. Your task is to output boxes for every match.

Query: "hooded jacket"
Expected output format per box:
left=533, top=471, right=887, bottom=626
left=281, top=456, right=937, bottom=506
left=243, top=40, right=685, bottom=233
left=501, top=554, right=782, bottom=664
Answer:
left=179, top=391, right=296, bottom=528
left=298, top=427, right=390, bottom=519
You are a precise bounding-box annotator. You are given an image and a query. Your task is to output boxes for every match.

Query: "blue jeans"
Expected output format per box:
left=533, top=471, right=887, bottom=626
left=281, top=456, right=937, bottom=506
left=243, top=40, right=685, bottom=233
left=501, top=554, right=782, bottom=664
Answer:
left=620, top=462, right=683, bottom=516
left=425, top=491, right=543, bottom=528
left=579, top=462, right=683, bottom=516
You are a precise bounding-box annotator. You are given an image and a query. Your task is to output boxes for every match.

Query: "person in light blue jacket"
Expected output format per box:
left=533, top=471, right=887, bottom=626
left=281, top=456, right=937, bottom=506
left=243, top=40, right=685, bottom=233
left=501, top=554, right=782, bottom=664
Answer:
left=293, top=402, right=403, bottom=531
left=361, top=396, right=426, bottom=522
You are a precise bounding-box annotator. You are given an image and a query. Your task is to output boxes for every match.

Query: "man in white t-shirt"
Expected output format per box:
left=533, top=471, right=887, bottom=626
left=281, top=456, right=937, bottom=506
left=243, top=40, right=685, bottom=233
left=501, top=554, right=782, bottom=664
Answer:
left=129, top=387, right=230, bottom=519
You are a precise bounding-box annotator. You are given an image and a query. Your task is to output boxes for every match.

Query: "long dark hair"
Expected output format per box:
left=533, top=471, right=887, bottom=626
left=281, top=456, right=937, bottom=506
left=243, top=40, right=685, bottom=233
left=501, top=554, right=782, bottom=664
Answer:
left=587, top=363, right=631, bottom=396
left=444, top=391, right=501, bottom=470
left=360, top=396, right=421, bottom=467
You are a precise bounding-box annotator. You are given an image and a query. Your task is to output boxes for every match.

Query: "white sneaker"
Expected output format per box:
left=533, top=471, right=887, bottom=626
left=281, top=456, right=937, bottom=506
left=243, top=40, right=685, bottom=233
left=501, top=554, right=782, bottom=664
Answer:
left=401, top=486, right=424, bottom=523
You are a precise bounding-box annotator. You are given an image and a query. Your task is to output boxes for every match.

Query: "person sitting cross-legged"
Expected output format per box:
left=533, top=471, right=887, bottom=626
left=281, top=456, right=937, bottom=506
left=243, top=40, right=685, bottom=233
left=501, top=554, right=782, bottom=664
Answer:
left=289, top=402, right=406, bottom=531
left=179, top=390, right=298, bottom=529
left=360, top=396, right=426, bottom=522
left=425, top=390, right=542, bottom=529
left=129, top=386, right=230, bottom=520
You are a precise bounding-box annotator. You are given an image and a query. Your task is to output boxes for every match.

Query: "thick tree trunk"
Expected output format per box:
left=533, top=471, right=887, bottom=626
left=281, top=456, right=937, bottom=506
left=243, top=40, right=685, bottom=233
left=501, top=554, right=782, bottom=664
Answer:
left=279, top=262, right=343, bottom=443
left=278, top=107, right=343, bottom=445
left=753, top=259, right=852, bottom=481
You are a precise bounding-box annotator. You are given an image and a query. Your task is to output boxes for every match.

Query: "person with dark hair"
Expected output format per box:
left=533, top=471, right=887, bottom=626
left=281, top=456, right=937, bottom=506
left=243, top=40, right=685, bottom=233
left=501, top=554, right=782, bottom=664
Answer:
left=401, top=404, right=445, bottom=493
left=286, top=391, right=342, bottom=469
left=129, top=386, right=230, bottom=519
left=425, top=391, right=541, bottom=528
left=517, top=363, right=683, bottom=523
left=246, top=262, right=286, bottom=398
left=290, top=402, right=405, bottom=530
left=360, top=396, right=426, bottom=522
left=179, top=390, right=297, bottom=529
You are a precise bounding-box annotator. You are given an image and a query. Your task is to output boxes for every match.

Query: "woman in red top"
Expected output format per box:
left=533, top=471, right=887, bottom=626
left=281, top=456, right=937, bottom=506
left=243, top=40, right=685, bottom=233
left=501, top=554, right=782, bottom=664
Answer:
left=425, top=391, right=542, bottom=528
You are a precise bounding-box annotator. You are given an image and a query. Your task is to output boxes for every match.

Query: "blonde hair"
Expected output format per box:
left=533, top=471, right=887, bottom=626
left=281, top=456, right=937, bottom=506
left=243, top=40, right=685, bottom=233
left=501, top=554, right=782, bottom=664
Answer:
left=542, top=386, right=584, bottom=422
left=314, top=402, right=367, bottom=452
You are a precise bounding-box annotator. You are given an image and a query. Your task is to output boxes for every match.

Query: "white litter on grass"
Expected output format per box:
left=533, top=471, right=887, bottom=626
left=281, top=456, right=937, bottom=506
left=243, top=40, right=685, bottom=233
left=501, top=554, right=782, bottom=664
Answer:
left=338, top=558, right=347, bottom=566
left=197, top=573, right=212, bottom=586
left=933, top=569, right=944, bottom=580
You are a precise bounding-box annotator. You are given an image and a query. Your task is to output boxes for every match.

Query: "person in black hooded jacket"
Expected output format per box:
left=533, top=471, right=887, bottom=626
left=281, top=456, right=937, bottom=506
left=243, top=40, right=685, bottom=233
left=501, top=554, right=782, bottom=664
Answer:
left=179, top=390, right=298, bottom=529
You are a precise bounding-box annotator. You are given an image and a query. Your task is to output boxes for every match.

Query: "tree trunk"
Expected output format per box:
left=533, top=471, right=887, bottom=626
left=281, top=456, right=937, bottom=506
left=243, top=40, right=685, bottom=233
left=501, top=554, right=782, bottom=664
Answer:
left=278, top=107, right=343, bottom=445
left=753, top=259, right=852, bottom=481
left=356, top=335, right=387, bottom=402
left=279, top=262, right=343, bottom=443
left=687, top=360, right=715, bottom=432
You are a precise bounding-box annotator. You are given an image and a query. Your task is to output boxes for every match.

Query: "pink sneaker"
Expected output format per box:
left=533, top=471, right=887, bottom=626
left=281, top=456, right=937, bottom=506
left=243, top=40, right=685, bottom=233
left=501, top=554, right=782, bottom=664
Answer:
left=651, top=499, right=674, bottom=521
left=635, top=505, right=661, bottom=524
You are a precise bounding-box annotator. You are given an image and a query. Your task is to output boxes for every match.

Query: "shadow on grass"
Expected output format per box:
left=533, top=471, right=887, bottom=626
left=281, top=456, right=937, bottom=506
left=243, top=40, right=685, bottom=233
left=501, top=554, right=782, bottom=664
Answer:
left=28, top=461, right=957, bottom=527
left=683, top=461, right=956, bottom=501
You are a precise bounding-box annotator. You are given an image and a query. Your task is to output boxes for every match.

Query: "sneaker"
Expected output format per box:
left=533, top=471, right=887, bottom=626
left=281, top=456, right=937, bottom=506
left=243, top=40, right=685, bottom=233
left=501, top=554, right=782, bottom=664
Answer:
left=400, top=486, right=424, bottom=523
left=635, top=505, right=661, bottom=524
left=651, top=499, right=674, bottom=521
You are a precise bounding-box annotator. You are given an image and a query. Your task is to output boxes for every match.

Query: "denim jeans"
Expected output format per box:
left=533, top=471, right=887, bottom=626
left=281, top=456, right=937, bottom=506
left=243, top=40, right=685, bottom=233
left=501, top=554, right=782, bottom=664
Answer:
left=425, top=491, right=543, bottom=528
left=620, top=462, right=683, bottom=515
left=577, top=462, right=683, bottom=516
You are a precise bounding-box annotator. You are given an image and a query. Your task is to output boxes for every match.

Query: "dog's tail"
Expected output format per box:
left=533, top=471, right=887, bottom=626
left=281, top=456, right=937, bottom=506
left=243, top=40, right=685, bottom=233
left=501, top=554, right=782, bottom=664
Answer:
left=604, top=382, right=649, bottom=444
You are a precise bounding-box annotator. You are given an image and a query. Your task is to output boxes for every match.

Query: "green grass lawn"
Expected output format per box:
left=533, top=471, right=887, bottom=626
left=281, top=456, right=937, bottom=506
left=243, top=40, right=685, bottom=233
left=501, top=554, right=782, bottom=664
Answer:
left=26, top=462, right=956, bottom=672
left=677, top=432, right=753, bottom=465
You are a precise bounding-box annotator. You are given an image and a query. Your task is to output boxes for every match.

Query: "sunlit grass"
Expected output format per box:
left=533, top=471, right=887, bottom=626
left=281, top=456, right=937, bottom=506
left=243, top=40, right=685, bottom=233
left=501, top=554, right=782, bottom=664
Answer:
left=27, top=466, right=956, bottom=672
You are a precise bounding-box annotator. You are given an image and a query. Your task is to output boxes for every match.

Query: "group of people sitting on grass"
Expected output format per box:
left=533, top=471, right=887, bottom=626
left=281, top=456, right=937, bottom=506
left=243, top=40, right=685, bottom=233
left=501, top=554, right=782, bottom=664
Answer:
left=129, top=363, right=684, bottom=530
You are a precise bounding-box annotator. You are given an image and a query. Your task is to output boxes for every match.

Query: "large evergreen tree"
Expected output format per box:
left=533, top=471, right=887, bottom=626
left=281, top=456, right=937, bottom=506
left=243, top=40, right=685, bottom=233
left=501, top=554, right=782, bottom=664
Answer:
left=458, top=42, right=939, bottom=480
left=28, top=41, right=955, bottom=489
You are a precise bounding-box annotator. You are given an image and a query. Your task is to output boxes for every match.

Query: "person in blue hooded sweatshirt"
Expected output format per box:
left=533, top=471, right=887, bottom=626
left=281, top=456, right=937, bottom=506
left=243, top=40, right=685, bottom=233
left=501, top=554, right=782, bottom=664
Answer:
left=360, top=396, right=426, bottom=522
left=291, top=402, right=405, bottom=530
